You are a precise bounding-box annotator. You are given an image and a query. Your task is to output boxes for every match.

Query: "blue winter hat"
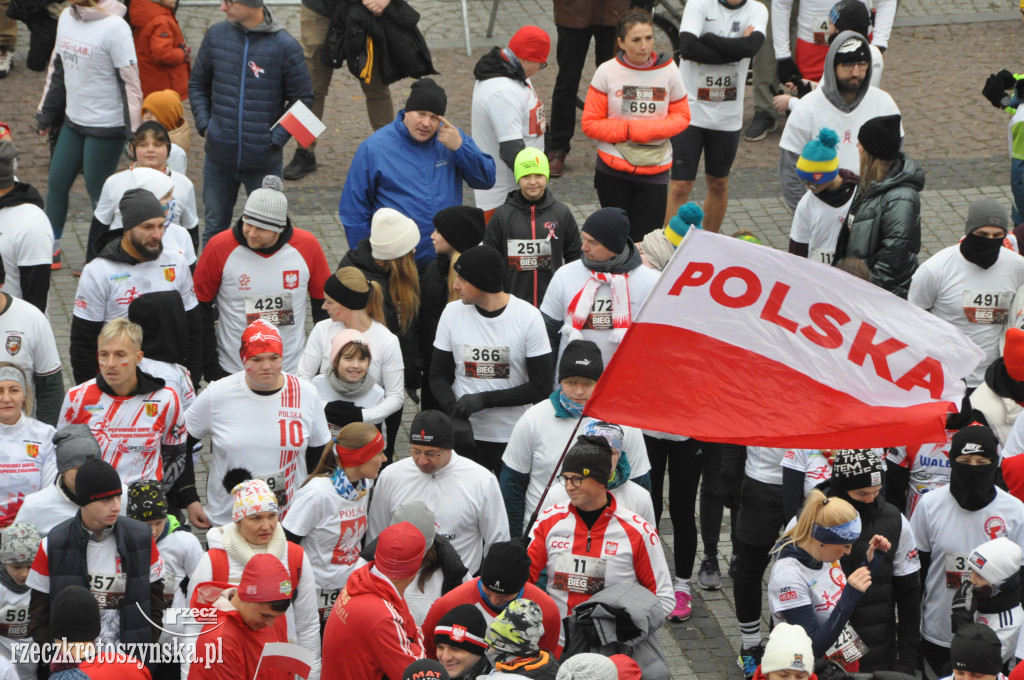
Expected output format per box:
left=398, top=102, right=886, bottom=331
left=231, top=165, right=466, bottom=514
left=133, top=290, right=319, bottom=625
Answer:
left=665, top=202, right=703, bottom=247
left=796, top=128, right=840, bottom=185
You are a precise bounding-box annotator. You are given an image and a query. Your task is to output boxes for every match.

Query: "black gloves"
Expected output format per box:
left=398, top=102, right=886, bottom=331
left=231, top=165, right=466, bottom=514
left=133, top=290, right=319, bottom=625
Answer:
left=324, top=400, right=363, bottom=425
left=983, top=70, right=1018, bottom=109
left=452, top=417, right=475, bottom=450
left=997, top=69, right=1017, bottom=89
left=777, top=57, right=802, bottom=86
left=450, top=393, right=487, bottom=419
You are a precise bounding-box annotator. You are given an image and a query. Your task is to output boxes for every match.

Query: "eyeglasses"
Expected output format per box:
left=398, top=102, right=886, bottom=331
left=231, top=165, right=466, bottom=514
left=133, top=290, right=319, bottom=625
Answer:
left=558, top=474, right=585, bottom=488
left=539, top=62, right=548, bottom=70
left=837, top=61, right=869, bottom=74
left=410, top=447, right=446, bottom=460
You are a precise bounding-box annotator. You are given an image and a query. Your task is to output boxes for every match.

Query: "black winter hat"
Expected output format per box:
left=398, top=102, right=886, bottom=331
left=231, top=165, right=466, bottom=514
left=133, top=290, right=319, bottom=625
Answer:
left=857, top=114, right=901, bottom=161
left=433, top=206, right=485, bottom=254
left=75, top=459, right=122, bottom=506
left=410, top=410, right=455, bottom=450
left=833, top=33, right=871, bottom=66
left=406, top=78, right=447, bottom=116
left=951, top=425, right=1000, bottom=463
left=558, top=340, right=604, bottom=382
left=402, top=660, right=450, bottom=680
left=561, top=435, right=614, bottom=487
left=433, top=604, right=489, bottom=654
left=581, top=208, right=630, bottom=255
left=127, top=480, right=168, bottom=521
left=51, top=586, right=101, bottom=643
left=480, top=541, right=532, bottom=595
left=454, top=245, right=505, bottom=294
left=829, top=0, right=870, bottom=37
left=830, top=449, right=884, bottom=492
left=951, top=623, right=1002, bottom=675
left=119, top=188, right=164, bottom=230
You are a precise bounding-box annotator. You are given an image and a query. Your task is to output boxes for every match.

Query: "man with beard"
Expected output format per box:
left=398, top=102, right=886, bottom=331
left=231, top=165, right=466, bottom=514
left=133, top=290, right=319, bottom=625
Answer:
left=71, top=189, right=201, bottom=384
left=829, top=449, right=921, bottom=674
left=777, top=31, right=902, bottom=212
left=910, top=198, right=1024, bottom=392
left=910, top=426, right=1024, bottom=680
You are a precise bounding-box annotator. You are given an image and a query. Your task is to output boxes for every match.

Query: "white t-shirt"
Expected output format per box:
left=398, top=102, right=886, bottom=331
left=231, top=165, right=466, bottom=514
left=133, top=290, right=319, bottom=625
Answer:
left=27, top=531, right=162, bottom=645
left=779, top=86, right=902, bottom=176
left=281, top=476, right=371, bottom=594
left=910, top=245, right=1024, bottom=388
left=0, top=415, right=56, bottom=527
left=54, top=7, right=137, bottom=129
left=163, top=224, right=196, bottom=266
left=745, top=446, right=787, bottom=485
left=0, top=583, right=32, bottom=680
left=679, top=0, right=768, bottom=131
left=138, top=357, right=196, bottom=413
left=0, top=296, right=62, bottom=383
left=73, top=250, right=197, bottom=322
left=910, top=486, right=1024, bottom=647
left=471, top=73, right=545, bottom=211
left=185, top=372, right=331, bottom=526
left=94, top=167, right=199, bottom=231
left=0, top=203, right=53, bottom=304
left=13, top=481, right=128, bottom=537
left=790, top=187, right=857, bottom=266
left=298, top=319, right=404, bottom=426
left=433, top=297, right=550, bottom=442
left=540, top=260, right=660, bottom=371
left=154, top=528, right=203, bottom=644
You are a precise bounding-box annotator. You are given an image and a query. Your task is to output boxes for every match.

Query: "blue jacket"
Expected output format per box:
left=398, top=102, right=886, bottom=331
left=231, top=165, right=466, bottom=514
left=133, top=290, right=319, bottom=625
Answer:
left=188, top=10, right=312, bottom=172
left=338, top=110, right=496, bottom=264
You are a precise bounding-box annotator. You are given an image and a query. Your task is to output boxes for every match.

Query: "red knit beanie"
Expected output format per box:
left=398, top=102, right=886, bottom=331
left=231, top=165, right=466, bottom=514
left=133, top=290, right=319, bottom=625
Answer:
left=375, top=522, right=426, bottom=580
left=1004, top=328, right=1024, bottom=381
left=508, top=26, right=550, bottom=63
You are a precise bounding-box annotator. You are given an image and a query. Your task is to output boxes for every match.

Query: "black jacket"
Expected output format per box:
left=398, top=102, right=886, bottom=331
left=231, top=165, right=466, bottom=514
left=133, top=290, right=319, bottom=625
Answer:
left=0, top=181, right=51, bottom=312
left=417, top=254, right=450, bottom=410
left=360, top=533, right=467, bottom=595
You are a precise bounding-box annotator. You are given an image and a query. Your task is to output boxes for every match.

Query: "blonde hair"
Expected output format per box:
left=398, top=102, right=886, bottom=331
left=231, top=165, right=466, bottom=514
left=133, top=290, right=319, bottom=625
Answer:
left=0, top=362, right=33, bottom=416
left=98, top=318, right=143, bottom=350
left=334, top=267, right=386, bottom=324
left=302, top=422, right=380, bottom=486
left=858, top=153, right=898, bottom=195
left=446, top=252, right=461, bottom=303
left=776, top=490, right=858, bottom=554
left=375, top=252, right=420, bottom=334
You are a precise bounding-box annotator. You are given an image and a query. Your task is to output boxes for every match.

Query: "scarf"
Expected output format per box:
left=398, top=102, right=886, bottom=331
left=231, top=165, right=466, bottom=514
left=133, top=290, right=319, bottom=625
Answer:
left=326, top=368, right=374, bottom=399
left=0, top=566, right=28, bottom=594
left=220, top=521, right=288, bottom=568
left=565, top=272, right=632, bottom=344
left=330, top=467, right=369, bottom=501
left=556, top=389, right=584, bottom=418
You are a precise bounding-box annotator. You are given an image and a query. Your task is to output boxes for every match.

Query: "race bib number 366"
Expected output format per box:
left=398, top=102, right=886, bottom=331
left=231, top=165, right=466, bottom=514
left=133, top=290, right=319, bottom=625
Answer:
left=463, top=345, right=511, bottom=379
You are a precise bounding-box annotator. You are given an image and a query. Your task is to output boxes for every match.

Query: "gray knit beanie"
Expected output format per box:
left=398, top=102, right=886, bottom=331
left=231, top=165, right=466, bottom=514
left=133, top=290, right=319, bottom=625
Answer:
left=556, top=654, right=618, bottom=680
left=965, top=198, right=1011, bottom=236
left=54, top=424, right=102, bottom=473
left=243, top=176, right=288, bottom=232
left=119, top=188, right=164, bottom=230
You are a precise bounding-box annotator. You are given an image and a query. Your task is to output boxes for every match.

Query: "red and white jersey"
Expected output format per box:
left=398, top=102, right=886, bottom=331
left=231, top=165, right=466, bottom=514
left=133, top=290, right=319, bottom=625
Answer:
left=58, top=379, right=186, bottom=486
left=74, top=250, right=197, bottom=322
left=527, top=495, right=673, bottom=639
left=185, top=372, right=331, bottom=526
left=193, top=228, right=330, bottom=374
left=0, top=416, right=56, bottom=527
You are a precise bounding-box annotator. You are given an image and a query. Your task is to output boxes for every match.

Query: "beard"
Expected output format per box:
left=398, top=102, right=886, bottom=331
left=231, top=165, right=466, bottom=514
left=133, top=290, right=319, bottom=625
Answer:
left=128, top=230, right=163, bottom=261
left=837, top=74, right=862, bottom=94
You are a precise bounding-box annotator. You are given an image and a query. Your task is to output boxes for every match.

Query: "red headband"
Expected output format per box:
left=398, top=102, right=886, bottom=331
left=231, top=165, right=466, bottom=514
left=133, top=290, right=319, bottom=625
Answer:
left=239, top=319, right=283, bottom=363
left=336, top=431, right=385, bottom=467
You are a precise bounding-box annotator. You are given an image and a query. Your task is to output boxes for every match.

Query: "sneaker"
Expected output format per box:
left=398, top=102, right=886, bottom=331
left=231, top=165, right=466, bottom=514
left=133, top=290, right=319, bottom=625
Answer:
left=0, top=47, right=13, bottom=78
left=51, top=249, right=62, bottom=271
left=667, top=590, right=691, bottom=622
left=738, top=643, right=765, bottom=679
left=282, top=147, right=318, bottom=181
left=548, top=150, right=567, bottom=178
left=743, top=110, right=777, bottom=142
left=697, top=553, right=721, bottom=590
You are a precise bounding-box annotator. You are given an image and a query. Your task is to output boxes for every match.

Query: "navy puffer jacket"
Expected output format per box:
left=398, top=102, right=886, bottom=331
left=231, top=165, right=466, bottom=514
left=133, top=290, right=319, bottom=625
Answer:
left=188, top=9, right=312, bottom=171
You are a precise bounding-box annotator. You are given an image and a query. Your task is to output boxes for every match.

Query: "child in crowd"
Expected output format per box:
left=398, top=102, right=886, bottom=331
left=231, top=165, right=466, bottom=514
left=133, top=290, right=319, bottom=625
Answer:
left=752, top=623, right=814, bottom=680
left=637, top=202, right=702, bottom=271
left=789, top=128, right=859, bottom=266
left=484, top=148, right=581, bottom=308
left=0, top=524, right=38, bottom=680
left=951, top=536, right=1024, bottom=668
left=128, top=0, right=190, bottom=101
left=312, top=330, right=386, bottom=436
left=141, top=91, right=191, bottom=173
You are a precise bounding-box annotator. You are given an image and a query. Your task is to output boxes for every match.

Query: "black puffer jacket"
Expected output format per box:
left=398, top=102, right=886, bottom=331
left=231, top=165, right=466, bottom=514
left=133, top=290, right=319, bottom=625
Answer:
left=834, top=153, right=924, bottom=299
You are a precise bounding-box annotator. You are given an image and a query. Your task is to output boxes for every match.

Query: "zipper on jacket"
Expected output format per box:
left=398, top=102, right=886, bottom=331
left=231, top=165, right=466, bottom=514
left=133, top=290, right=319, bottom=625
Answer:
left=586, top=531, right=591, bottom=552
left=237, top=34, right=250, bottom=169
left=530, top=205, right=538, bottom=307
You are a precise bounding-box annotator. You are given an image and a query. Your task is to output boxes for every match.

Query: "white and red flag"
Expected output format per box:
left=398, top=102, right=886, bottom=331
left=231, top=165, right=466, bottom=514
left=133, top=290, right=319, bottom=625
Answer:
left=253, top=642, right=315, bottom=680
left=583, top=230, right=985, bottom=448
left=273, top=101, right=325, bottom=149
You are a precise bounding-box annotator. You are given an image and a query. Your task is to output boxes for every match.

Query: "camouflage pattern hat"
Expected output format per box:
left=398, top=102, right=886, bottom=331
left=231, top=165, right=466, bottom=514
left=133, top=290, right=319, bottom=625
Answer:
left=484, top=598, right=544, bottom=657
left=1, top=523, right=40, bottom=564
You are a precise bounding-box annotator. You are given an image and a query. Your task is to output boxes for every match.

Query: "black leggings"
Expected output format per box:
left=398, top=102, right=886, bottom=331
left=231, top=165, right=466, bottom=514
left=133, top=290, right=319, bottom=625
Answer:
left=733, top=537, right=775, bottom=623
left=594, top=170, right=668, bottom=243
left=645, top=435, right=724, bottom=579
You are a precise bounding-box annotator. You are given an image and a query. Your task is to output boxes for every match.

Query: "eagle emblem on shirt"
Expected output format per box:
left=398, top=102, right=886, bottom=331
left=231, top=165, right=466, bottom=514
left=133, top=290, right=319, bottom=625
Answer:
left=283, top=270, right=299, bottom=290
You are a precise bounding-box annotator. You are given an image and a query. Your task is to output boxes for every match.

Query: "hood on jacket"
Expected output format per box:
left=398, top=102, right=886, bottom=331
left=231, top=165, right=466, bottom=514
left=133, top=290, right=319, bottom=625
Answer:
left=0, top=183, right=44, bottom=211
left=473, top=47, right=527, bottom=83
left=232, top=216, right=295, bottom=256
left=71, top=0, right=125, bottom=20
left=861, top=153, right=925, bottom=199
left=338, top=238, right=389, bottom=280
left=820, top=30, right=872, bottom=113
left=127, top=291, right=187, bottom=365
left=128, top=0, right=172, bottom=26
left=232, top=5, right=283, bottom=33
left=505, top=187, right=555, bottom=212
left=96, top=367, right=166, bottom=396
left=96, top=229, right=134, bottom=262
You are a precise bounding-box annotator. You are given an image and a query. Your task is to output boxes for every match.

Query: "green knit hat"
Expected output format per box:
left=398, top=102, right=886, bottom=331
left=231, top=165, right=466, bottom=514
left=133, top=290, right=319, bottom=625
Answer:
left=514, top=147, right=550, bottom=182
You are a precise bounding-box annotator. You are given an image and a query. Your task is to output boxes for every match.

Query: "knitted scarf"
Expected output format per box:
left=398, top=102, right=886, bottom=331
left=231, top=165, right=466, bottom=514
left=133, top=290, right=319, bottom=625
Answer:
left=220, top=522, right=288, bottom=567
left=564, top=271, right=632, bottom=344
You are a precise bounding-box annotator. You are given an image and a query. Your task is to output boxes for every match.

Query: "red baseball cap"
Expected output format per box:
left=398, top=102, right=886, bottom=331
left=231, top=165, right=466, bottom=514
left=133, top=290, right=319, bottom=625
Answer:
left=238, top=553, right=293, bottom=602
left=375, top=521, right=426, bottom=580
left=508, top=26, right=550, bottom=63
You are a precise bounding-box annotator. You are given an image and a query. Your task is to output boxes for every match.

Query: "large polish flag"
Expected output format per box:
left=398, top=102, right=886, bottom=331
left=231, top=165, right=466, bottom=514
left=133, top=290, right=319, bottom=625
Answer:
left=583, top=230, right=985, bottom=448
left=254, top=642, right=315, bottom=680
left=274, top=101, right=326, bottom=149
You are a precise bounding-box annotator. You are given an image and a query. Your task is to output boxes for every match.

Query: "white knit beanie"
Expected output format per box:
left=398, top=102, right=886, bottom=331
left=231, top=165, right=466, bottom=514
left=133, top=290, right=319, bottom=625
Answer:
left=969, top=536, right=1023, bottom=586
left=370, top=207, right=419, bottom=260
left=761, top=623, right=814, bottom=674
left=243, top=176, right=288, bottom=232
left=555, top=653, right=618, bottom=680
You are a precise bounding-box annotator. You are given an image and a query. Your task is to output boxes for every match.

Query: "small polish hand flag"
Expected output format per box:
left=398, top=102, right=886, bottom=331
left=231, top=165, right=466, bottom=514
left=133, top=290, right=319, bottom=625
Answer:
left=254, top=642, right=315, bottom=680
left=274, top=101, right=325, bottom=149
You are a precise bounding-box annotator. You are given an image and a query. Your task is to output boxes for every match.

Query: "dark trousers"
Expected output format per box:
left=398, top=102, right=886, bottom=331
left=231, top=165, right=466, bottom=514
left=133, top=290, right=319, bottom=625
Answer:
left=595, top=171, right=668, bottom=242
left=733, top=538, right=774, bottom=623
left=547, top=25, right=616, bottom=154
left=922, top=639, right=950, bottom=680
left=461, top=439, right=507, bottom=476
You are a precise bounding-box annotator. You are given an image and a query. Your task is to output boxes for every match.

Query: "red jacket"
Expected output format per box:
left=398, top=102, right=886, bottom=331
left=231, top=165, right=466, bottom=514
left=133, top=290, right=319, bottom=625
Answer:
left=322, top=564, right=423, bottom=680
left=80, top=655, right=151, bottom=680
left=187, top=584, right=291, bottom=680
left=128, top=0, right=189, bottom=99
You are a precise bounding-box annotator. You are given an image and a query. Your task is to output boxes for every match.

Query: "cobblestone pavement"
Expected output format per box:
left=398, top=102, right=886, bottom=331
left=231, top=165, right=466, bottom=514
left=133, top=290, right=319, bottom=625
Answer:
left=0, top=0, right=1020, bottom=676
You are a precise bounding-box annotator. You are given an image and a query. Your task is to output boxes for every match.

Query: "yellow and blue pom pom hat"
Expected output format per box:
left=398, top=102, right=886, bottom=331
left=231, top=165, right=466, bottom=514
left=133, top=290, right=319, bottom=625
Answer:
left=795, top=127, right=841, bottom=185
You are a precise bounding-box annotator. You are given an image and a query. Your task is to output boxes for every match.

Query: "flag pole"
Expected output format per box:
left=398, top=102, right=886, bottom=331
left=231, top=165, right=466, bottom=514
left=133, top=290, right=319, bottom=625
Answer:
left=522, top=414, right=585, bottom=539
left=252, top=649, right=264, bottom=680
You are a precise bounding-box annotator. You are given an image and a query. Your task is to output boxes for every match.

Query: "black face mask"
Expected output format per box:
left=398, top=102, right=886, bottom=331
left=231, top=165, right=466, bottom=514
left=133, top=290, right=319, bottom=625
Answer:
left=834, top=487, right=879, bottom=519
left=960, top=232, right=1004, bottom=269
left=949, top=457, right=999, bottom=511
